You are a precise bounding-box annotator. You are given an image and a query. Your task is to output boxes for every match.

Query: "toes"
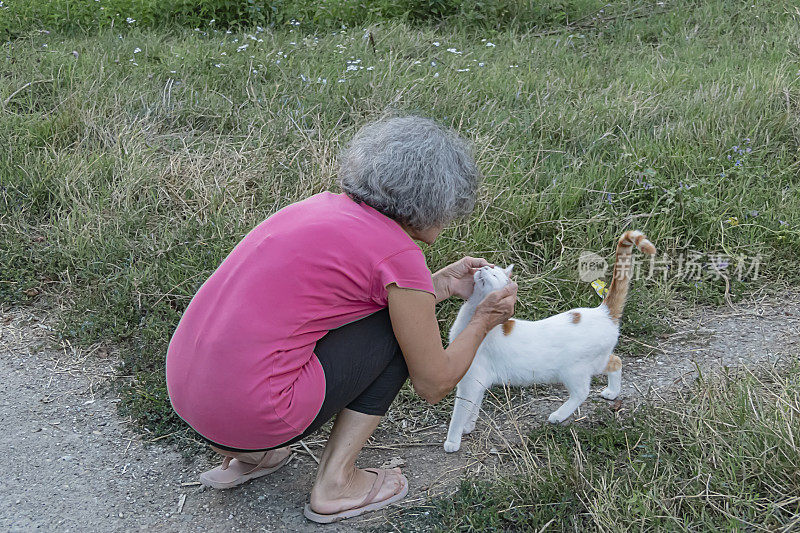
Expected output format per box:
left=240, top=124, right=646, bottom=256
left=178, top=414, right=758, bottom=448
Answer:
left=443, top=440, right=460, bottom=453
left=384, top=470, right=404, bottom=497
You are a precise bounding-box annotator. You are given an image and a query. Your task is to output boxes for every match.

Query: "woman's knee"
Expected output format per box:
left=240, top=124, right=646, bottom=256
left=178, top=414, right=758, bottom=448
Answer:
left=346, top=347, right=408, bottom=416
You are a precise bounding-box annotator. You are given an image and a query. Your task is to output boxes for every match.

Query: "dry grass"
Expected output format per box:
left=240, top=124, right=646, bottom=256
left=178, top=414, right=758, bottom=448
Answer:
left=396, top=363, right=800, bottom=531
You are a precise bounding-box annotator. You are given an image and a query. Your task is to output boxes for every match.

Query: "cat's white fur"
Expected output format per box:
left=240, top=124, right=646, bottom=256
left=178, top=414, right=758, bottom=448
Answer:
left=444, top=231, right=655, bottom=453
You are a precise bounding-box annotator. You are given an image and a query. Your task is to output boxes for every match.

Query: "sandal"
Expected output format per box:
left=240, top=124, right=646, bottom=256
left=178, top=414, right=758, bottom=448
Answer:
left=199, top=448, right=291, bottom=490
left=303, top=468, right=409, bottom=524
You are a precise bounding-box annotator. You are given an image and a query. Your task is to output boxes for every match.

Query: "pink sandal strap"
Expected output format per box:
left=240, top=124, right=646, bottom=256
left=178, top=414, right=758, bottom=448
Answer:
left=241, top=449, right=277, bottom=475
left=359, top=468, right=388, bottom=508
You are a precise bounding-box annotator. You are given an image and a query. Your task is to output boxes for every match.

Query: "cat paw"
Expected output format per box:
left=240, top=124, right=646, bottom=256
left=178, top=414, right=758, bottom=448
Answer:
left=600, top=388, right=619, bottom=400
left=443, top=440, right=461, bottom=453
left=548, top=412, right=567, bottom=424
left=463, top=421, right=476, bottom=434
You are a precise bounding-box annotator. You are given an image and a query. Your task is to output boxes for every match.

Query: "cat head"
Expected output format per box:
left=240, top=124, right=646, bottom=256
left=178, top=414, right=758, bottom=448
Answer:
left=471, top=264, right=514, bottom=300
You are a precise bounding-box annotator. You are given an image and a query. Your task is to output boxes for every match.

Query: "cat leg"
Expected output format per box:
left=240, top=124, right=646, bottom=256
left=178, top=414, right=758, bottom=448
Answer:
left=463, top=387, right=486, bottom=435
left=548, top=373, right=591, bottom=424
left=601, top=354, right=622, bottom=400
left=444, top=378, right=486, bottom=453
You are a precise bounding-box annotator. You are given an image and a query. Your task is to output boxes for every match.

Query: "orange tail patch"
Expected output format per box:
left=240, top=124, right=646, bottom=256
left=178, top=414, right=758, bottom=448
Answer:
left=570, top=312, right=581, bottom=324
left=603, top=230, right=656, bottom=323
left=502, top=320, right=516, bottom=336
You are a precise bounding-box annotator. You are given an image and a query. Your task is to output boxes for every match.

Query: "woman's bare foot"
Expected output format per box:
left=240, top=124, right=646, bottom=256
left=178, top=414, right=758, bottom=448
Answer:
left=200, top=446, right=292, bottom=489
left=306, top=409, right=407, bottom=517
left=242, top=446, right=291, bottom=469
left=209, top=445, right=291, bottom=469
left=309, top=466, right=405, bottom=515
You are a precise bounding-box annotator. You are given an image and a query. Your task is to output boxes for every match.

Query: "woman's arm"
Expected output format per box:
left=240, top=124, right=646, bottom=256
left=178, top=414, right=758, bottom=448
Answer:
left=386, top=283, right=517, bottom=404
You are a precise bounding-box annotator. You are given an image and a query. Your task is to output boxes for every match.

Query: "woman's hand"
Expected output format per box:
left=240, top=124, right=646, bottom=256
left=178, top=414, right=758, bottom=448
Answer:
left=432, top=256, right=493, bottom=303
left=473, top=283, right=518, bottom=333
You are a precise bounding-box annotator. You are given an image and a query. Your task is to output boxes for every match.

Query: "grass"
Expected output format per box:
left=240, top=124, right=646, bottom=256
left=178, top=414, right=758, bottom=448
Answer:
left=0, top=0, right=624, bottom=38
left=1, top=0, right=799, bottom=526
left=396, top=365, right=800, bottom=531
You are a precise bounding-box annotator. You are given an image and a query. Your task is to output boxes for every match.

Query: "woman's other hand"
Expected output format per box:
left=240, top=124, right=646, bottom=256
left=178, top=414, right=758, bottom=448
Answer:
left=473, top=283, right=518, bottom=332
left=432, top=256, right=493, bottom=302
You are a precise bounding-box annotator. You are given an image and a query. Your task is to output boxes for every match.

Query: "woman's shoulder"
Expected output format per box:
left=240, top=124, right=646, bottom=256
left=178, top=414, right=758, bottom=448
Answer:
left=255, top=193, right=421, bottom=267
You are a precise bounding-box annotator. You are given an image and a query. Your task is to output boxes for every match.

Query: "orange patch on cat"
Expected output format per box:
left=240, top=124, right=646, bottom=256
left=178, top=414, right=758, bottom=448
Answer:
left=502, top=320, right=516, bottom=336
left=570, top=312, right=581, bottom=324
left=605, top=354, right=622, bottom=372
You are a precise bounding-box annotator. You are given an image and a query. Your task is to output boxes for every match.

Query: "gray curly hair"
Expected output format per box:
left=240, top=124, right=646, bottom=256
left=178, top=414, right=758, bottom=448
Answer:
left=337, top=116, right=480, bottom=230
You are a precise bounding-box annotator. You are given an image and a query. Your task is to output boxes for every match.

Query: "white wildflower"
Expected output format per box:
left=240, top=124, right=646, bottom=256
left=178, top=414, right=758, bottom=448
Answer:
left=432, top=41, right=440, bottom=46
left=446, top=48, right=461, bottom=54
left=485, top=42, right=495, bottom=47
left=126, top=17, right=135, bottom=24
left=133, top=47, right=141, bottom=53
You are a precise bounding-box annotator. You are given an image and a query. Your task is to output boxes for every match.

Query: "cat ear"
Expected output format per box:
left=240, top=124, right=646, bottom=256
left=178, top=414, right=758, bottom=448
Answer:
left=504, top=264, right=514, bottom=277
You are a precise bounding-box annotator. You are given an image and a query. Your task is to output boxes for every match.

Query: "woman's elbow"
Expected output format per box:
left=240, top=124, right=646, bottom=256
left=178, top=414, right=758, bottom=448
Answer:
left=414, top=381, right=455, bottom=405
left=420, top=390, right=445, bottom=405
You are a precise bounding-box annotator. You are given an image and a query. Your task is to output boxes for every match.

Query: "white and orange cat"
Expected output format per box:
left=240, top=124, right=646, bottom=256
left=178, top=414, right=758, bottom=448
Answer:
left=444, top=230, right=656, bottom=452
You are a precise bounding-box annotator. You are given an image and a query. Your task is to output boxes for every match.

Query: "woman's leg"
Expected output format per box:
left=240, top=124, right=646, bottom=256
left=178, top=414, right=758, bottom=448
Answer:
left=309, top=409, right=404, bottom=514
left=305, top=308, right=409, bottom=514
left=201, top=309, right=408, bottom=505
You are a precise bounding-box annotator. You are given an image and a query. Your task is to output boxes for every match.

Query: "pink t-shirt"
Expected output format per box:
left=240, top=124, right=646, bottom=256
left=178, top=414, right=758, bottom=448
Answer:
left=166, top=192, right=434, bottom=449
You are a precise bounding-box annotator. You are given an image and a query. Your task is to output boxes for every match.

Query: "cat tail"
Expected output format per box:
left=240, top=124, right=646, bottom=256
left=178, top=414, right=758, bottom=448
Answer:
left=602, top=230, right=656, bottom=323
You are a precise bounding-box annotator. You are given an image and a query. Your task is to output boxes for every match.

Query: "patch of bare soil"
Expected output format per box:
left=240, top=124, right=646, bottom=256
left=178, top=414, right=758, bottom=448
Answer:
left=1, top=292, right=798, bottom=531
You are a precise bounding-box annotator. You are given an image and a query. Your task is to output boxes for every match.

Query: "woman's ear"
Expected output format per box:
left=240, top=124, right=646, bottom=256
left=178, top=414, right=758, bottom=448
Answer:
left=504, top=264, right=514, bottom=277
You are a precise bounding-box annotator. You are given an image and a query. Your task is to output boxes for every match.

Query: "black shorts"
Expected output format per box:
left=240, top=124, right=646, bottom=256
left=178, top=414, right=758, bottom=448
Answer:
left=201, top=308, right=408, bottom=452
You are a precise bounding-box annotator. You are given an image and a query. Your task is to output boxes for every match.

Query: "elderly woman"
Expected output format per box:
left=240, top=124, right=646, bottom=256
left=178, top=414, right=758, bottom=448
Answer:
left=166, top=116, right=517, bottom=523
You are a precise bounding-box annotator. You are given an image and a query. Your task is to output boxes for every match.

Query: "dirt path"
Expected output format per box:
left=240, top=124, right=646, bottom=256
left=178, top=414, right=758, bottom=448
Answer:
left=2, top=293, right=798, bottom=532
